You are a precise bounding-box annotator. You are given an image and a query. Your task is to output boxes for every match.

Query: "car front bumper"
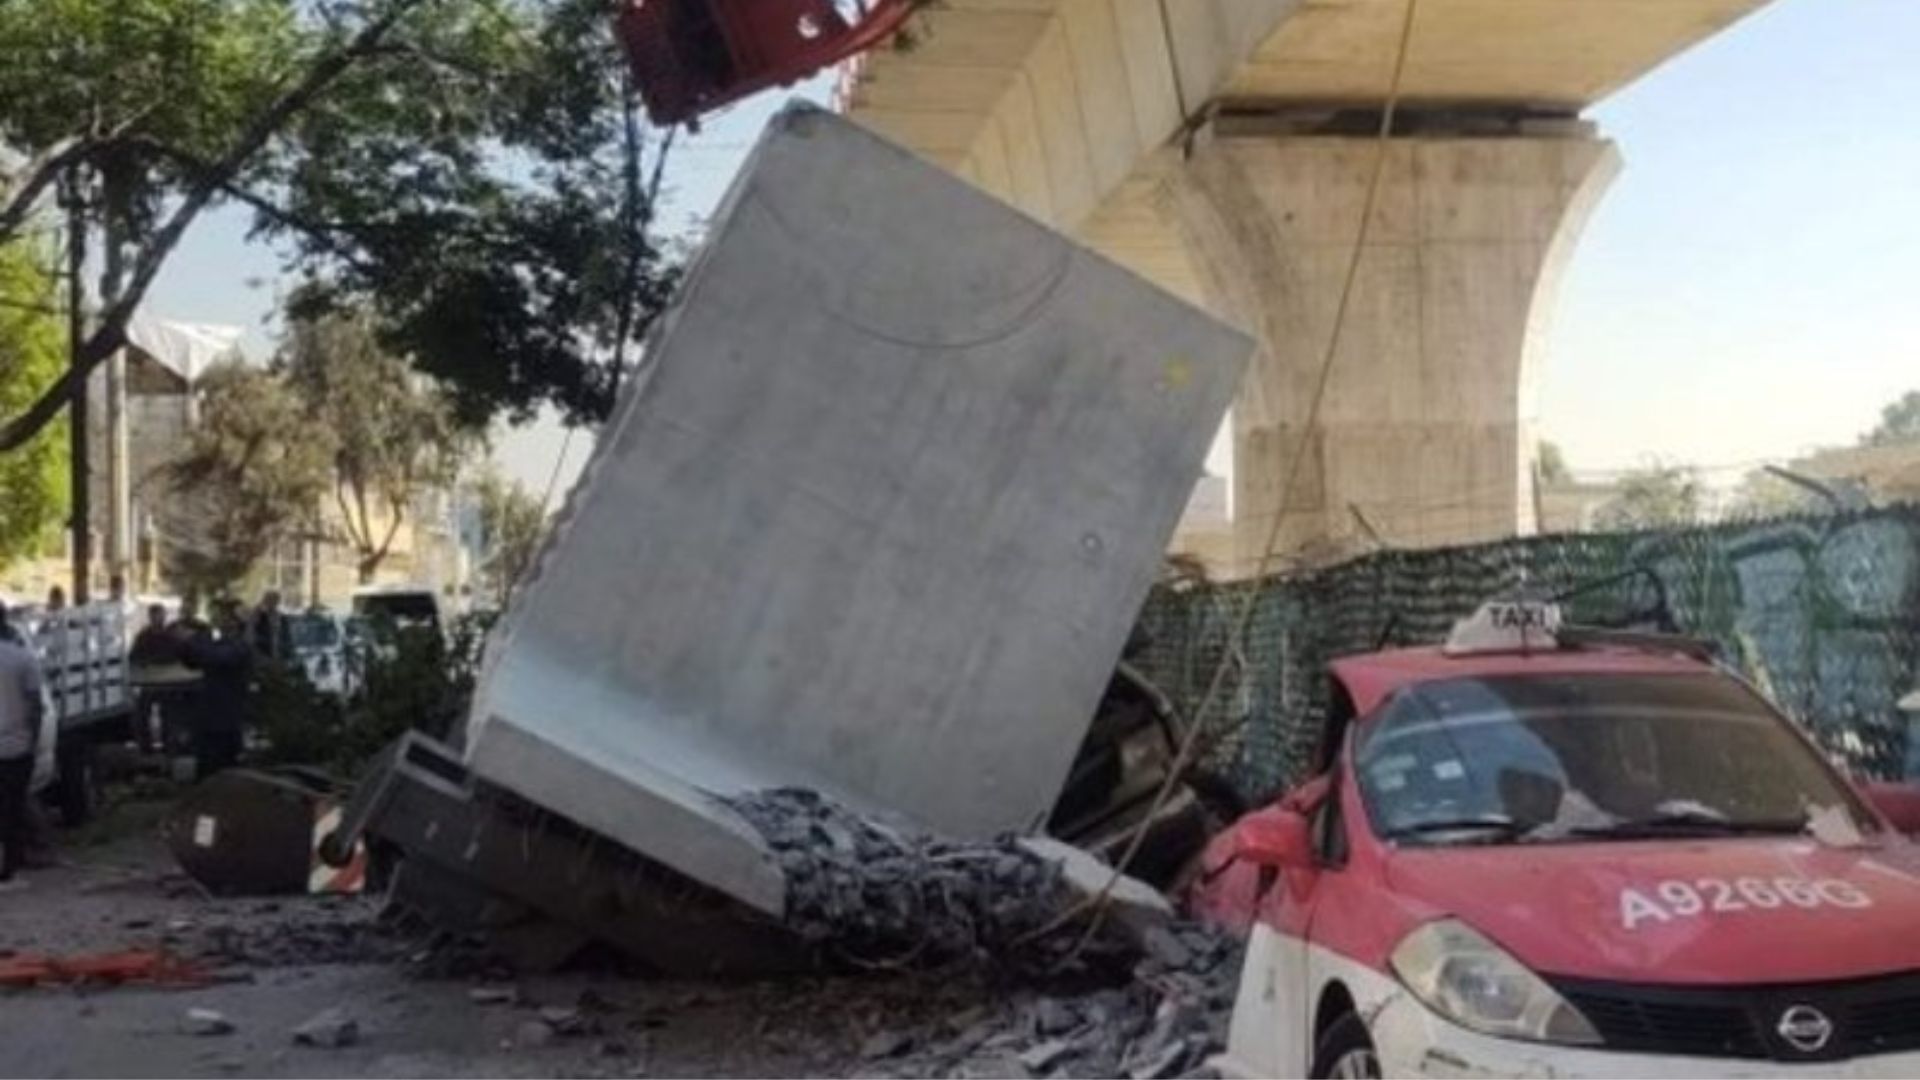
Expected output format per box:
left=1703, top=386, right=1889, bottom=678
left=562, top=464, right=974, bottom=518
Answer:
left=1373, top=996, right=1920, bottom=1079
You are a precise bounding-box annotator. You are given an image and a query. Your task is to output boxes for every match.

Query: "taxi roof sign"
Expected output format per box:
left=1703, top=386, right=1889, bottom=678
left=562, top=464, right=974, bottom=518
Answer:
left=1443, top=600, right=1563, bottom=656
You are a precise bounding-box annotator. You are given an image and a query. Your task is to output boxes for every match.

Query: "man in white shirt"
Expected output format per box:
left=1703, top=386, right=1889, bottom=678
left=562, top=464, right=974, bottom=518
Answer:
left=0, top=601, right=46, bottom=887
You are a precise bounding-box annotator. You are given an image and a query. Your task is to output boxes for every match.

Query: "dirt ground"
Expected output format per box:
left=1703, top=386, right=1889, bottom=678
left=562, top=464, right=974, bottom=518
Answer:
left=0, top=796, right=1062, bottom=1080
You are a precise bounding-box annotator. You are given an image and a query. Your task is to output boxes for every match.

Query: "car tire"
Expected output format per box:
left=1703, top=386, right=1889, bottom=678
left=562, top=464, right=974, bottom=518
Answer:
left=1310, top=1013, right=1381, bottom=1080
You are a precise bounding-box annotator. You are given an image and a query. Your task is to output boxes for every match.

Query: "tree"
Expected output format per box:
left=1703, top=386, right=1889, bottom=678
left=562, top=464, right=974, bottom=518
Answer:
left=1862, top=390, right=1920, bottom=447
left=270, top=0, right=681, bottom=428
left=280, top=309, right=468, bottom=583
left=0, top=0, right=436, bottom=453
left=0, top=241, right=66, bottom=569
left=1595, top=463, right=1704, bottom=531
left=472, top=468, right=546, bottom=606
left=1536, top=440, right=1571, bottom=485
left=156, top=363, right=332, bottom=596
left=0, top=0, right=679, bottom=453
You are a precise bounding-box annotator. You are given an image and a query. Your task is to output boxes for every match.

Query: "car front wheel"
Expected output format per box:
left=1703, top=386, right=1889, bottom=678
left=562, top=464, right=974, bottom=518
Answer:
left=1311, top=1013, right=1381, bottom=1079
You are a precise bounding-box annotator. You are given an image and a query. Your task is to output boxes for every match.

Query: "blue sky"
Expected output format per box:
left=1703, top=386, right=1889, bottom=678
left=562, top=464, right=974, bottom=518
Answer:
left=144, top=0, right=1919, bottom=491
left=1541, top=0, right=1920, bottom=479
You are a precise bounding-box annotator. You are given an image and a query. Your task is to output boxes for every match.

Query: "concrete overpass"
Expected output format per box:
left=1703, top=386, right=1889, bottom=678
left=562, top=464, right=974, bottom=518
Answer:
left=841, top=0, right=1771, bottom=576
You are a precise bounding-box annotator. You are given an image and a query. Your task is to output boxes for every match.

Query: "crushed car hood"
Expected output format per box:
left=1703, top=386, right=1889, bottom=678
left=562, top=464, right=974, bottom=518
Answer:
left=1386, top=837, right=1920, bottom=984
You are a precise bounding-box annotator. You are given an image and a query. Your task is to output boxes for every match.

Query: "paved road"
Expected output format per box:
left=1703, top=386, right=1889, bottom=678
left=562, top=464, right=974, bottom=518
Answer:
left=0, top=800, right=1010, bottom=1079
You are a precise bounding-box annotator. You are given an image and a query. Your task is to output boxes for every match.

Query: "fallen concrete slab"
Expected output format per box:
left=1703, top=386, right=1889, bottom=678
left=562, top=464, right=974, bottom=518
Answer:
left=460, top=101, right=1249, bottom=917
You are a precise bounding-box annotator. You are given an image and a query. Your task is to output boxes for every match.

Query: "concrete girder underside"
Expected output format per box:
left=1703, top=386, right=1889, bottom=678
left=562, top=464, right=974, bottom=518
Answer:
left=845, top=0, right=1772, bottom=575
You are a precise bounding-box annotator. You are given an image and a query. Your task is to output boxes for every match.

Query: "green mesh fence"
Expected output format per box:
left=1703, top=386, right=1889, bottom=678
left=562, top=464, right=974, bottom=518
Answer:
left=1132, top=505, right=1920, bottom=802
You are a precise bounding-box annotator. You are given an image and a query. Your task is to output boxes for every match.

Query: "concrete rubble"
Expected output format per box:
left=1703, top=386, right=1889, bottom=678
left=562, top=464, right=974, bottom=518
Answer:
left=724, top=786, right=1243, bottom=1078
left=180, top=1008, right=233, bottom=1037
left=850, top=921, right=1244, bottom=1079
left=290, top=1006, right=359, bottom=1048
left=724, top=788, right=1081, bottom=969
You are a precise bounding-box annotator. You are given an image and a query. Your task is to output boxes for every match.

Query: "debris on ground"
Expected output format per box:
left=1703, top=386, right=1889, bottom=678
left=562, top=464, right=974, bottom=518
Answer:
left=724, top=788, right=1130, bottom=972
left=514, top=1018, right=558, bottom=1049
left=468, top=985, right=518, bottom=1005
left=181, top=1007, right=234, bottom=1037
left=726, top=787, right=1242, bottom=1078
left=860, top=922, right=1243, bottom=1079
left=290, top=1006, right=359, bottom=1048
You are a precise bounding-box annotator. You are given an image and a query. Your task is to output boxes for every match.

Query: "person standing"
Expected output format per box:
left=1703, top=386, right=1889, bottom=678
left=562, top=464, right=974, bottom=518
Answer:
left=250, top=589, right=290, bottom=664
left=130, top=603, right=183, bottom=754
left=0, top=603, right=46, bottom=889
left=183, top=603, right=251, bottom=779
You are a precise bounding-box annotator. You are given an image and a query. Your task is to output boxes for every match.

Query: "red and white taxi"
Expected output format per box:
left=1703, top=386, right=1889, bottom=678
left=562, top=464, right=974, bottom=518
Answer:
left=1191, top=602, right=1920, bottom=1078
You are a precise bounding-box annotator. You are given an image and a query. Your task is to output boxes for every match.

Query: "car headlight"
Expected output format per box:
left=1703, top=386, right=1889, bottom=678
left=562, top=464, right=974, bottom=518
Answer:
left=1389, top=919, right=1601, bottom=1046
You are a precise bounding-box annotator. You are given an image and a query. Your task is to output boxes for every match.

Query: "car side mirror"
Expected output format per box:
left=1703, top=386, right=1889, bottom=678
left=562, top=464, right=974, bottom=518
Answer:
left=1235, top=808, right=1314, bottom=870
left=1862, top=783, right=1920, bottom=835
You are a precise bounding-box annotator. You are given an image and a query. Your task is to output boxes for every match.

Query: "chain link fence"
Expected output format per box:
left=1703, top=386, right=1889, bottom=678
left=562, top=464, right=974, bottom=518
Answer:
left=1132, top=505, right=1920, bottom=803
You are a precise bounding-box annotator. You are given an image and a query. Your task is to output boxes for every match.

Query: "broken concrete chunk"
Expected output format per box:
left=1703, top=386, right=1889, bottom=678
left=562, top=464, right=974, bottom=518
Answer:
left=1031, top=998, right=1080, bottom=1037
left=291, top=1007, right=359, bottom=1048
left=514, top=1019, right=557, bottom=1049
left=1018, top=837, right=1174, bottom=945
left=1140, top=926, right=1193, bottom=971
left=860, top=1029, right=913, bottom=1060
left=959, top=1055, right=1033, bottom=1080
left=1018, top=1038, right=1076, bottom=1074
left=728, top=790, right=1069, bottom=969
left=538, top=1006, right=588, bottom=1035
left=1128, top=1037, right=1190, bottom=1080
left=182, top=1008, right=234, bottom=1036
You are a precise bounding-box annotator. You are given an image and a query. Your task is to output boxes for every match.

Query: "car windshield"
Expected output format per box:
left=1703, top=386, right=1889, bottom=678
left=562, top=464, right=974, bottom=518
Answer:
left=1355, top=673, right=1873, bottom=845
left=289, top=615, right=340, bottom=649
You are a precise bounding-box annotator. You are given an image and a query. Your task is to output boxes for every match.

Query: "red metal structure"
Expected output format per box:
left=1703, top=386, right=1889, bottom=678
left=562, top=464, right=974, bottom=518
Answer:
left=617, top=0, right=916, bottom=127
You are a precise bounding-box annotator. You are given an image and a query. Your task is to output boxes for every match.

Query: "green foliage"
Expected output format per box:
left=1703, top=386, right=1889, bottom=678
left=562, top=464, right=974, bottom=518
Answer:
left=0, top=242, right=67, bottom=568
left=251, top=657, right=341, bottom=766
left=1862, top=390, right=1920, bottom=447
left=0, top=0, right=301, bottom=161
left=279, top=308, right=471, bottom=582
left=159, top=362, right=334, bottom=594
left=255, top=611, right=493, bottom=775
left=1595, top=463, right=1704, bottom=531
left=472, top=468, right=546, bottom=607
left=2, top=0, right=678, bottom=454
left=270, top=0, right=681, bottom=427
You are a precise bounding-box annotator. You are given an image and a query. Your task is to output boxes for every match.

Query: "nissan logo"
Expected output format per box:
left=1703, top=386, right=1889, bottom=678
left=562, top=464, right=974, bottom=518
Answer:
left=1777, top=1004, right=1835, bottom=1053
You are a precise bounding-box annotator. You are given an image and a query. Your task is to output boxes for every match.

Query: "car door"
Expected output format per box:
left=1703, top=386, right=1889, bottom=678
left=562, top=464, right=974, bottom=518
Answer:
left=1220, top=678, right=1358, bottom=1076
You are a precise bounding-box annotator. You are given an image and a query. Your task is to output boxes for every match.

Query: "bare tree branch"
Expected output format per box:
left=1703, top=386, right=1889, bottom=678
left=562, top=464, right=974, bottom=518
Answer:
left=1, top=105, right=157, bottom=242
left=122, top=137, right=379, bottom=273
left=0, top=138, right=88, bottom=243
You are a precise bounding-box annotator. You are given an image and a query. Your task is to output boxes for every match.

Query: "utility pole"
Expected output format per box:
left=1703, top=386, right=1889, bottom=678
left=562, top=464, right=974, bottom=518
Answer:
left=103, top=213, right=130, bottom=593
left=60, top=167, right=91, bottom=604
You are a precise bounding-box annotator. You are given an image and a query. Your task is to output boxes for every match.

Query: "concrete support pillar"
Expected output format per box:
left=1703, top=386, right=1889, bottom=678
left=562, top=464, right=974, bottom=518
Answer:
left=1164, top=131, right=1619, bottom=577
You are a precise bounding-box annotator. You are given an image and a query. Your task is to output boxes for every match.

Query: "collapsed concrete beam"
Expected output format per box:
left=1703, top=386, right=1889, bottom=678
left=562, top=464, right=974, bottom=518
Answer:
left=460, top=103, right=1251, bottom=917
